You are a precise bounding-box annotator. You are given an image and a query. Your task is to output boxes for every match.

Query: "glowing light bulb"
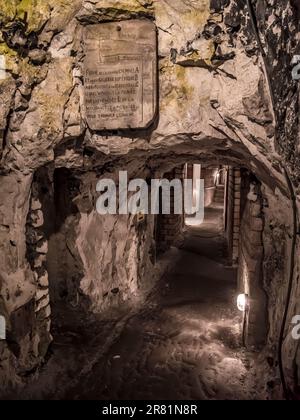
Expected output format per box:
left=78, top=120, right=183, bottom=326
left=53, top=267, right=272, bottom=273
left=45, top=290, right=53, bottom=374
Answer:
left=237, top=294, right=249, bottom=312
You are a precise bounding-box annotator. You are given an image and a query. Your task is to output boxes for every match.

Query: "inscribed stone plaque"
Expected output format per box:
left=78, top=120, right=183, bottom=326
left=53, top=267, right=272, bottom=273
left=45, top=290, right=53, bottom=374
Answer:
left=84, top=20, right=157, bottom=131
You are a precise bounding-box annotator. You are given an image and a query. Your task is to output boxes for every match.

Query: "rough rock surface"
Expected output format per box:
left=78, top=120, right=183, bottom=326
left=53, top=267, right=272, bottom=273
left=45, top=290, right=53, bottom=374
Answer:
left=0, top=0, right=299, bottom=397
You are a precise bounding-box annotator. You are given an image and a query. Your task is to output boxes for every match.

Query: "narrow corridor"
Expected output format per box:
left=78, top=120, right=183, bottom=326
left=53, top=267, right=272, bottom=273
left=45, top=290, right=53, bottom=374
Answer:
left=57, top=205, right=262, bottom=400
left=16, top=204, right=264, bottom=400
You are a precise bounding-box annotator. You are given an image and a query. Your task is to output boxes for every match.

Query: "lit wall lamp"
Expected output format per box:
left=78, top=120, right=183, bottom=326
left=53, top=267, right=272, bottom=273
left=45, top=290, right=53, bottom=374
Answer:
left=237, top=294, right=249, bottom=312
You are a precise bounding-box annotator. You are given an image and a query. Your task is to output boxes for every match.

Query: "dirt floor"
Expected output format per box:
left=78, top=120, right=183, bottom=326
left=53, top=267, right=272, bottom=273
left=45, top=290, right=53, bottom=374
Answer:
left=14, top=205, right=267, bottom=400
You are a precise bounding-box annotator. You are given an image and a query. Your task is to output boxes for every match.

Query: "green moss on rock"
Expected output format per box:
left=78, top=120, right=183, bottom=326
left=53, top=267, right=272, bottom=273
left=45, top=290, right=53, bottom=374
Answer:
left=0, top=42, right=17, bottom=57
left=0, top=0, right=19, bottom=26
left=161, top=63, right=194, bottom=112
left=96, top=0, right=154, bottom=14
left=0, top=0, right=80, bottom=34
left=16, top=0, right=51, bottom=33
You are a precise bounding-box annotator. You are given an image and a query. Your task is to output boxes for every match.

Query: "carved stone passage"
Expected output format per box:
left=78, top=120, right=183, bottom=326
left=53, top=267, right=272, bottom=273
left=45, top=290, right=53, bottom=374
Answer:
left=84, top=20, right=157, bottom=131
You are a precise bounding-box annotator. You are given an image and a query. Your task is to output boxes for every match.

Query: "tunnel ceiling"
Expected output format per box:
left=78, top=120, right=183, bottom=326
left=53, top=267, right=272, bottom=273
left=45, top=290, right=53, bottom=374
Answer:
left=0, top=0, right=298, bottom=196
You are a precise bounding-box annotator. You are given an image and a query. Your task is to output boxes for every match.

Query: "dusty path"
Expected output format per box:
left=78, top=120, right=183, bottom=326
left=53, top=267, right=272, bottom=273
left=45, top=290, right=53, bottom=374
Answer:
left=18, top=206, right=263, bottom=400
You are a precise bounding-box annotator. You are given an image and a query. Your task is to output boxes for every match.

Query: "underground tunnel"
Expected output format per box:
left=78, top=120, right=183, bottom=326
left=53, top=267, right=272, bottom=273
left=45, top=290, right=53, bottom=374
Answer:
left=0, top=0, right=300, bottom=403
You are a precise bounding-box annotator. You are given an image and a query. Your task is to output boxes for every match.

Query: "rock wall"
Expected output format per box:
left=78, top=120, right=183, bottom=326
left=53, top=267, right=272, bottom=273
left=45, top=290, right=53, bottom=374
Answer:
left=31, top=164, right=156, bottom=313
left=0, top=173, right=35, bottom=389
left=0, top=0, right=299, bottom=395
left=75, top=169, right=156, bottom=313
left=253, top=0, right=300, bottom=395
left=0, top=0, right=286, bottom=176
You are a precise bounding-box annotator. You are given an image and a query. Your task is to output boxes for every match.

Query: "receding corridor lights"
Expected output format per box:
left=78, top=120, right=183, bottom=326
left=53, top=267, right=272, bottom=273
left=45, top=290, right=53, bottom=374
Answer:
left=237, top=294, right=249, bottom=312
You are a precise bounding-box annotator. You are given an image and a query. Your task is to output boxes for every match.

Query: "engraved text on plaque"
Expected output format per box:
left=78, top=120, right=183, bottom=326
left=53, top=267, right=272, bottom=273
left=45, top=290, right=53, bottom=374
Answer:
left=84, top=20, right=157, bottom=130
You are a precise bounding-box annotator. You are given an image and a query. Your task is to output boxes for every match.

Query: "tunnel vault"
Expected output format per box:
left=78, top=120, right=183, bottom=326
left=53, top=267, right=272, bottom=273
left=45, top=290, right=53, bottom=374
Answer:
left=0, top=130, right=294, bottom=395
left=23, top=142, right=279, bottom=350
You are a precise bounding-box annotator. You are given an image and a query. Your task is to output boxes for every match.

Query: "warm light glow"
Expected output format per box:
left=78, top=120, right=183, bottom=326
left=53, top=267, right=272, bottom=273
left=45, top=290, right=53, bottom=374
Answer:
left=237, top=294, right=249, bottom=312
left=214, top=170, right=219, bottom=185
